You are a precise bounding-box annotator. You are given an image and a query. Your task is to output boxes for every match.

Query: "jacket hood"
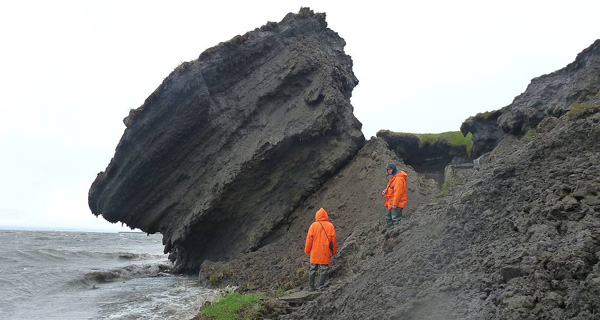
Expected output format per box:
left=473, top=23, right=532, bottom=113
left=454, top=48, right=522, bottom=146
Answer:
left=395, top=171, right=408, bottom=179
left=386, top=163, right=397, bottom=175
left=315, top=208, right=329, bottom=221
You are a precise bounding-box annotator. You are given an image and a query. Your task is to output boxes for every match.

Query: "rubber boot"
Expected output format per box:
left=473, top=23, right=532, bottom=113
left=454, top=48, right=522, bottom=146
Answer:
left=317, top=265, right=329, bottom=290
left=391, top=208, right=403, bottom=226
left=308, top=273, right=316, bottom=291
left=385, top=209, right=393, bottom=227
left=308, top=264, right=317, bottom=291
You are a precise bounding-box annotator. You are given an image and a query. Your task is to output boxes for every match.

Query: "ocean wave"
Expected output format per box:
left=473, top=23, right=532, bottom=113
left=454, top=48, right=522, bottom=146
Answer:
left=4, top=249, right=165, bottom=263
left=116, top=252, right=160, bottom=260
left=70, top=263, right=174, bottom=288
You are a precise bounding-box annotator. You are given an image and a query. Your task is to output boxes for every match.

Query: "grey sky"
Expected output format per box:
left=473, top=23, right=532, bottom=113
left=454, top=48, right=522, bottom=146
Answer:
left=1, top=0, right=598, bottom=232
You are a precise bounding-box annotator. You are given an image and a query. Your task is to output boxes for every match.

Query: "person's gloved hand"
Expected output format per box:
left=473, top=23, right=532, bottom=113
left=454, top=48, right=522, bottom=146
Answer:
left=381, top=189, right=385, bottom=195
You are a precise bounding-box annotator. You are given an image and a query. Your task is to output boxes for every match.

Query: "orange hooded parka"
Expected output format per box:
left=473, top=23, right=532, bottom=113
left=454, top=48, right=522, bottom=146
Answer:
left=384, top=170, right=408, bottom=209
left=304, top=208, right=337, bottom=265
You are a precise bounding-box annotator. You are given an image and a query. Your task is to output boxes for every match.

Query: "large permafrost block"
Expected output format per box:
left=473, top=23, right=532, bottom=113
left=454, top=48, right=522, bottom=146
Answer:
left=88, top=8, right=365, bottom=272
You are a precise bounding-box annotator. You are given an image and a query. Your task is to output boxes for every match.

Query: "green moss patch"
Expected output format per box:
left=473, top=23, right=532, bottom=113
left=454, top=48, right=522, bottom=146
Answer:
left=123, top=108, right=140, bottom=127
left=203, top=263, right=234, bottom=285
left=524, top=127, right=537, bottom=140
left=378, top=130, right=473, bottom=157
left=199, top=292, right=262, bottom=320
left=565, top=101, right=600, bottom=120
left=377, top=130, right=418, bottom=140
left=469, top=108, right=503, bottom=121
left=414, top=131, right=473, bottom=155
left=460, top=106, right=506, bottom=136
left=437, top=177, right=454, bottom=198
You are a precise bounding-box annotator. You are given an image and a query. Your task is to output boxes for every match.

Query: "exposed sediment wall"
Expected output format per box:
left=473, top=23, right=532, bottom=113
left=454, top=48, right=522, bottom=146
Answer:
left=89, top=8, right=364, bottom=272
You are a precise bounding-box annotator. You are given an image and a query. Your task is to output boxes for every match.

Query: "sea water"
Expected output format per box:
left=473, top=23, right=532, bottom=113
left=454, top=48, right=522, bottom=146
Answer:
left=0, top=230, right=221, bottom=319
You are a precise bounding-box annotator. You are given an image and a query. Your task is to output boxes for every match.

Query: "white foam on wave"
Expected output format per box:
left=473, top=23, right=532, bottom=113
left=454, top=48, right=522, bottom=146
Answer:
left=0, top=230, right=214, bottom=320
left=70, top=262, right=173, bottom=288
left=95, top=276, right=223, bottom=320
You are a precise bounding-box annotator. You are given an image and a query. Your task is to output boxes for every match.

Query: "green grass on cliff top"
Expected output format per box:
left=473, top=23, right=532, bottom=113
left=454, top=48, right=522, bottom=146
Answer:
left=417, top=131, right=473, bottom=156
left=380, top=130, right=473, bottom=156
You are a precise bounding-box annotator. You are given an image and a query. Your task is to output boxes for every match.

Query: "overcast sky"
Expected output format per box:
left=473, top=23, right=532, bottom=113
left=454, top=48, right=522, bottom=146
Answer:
left=1, top=0, right=598, bottom=232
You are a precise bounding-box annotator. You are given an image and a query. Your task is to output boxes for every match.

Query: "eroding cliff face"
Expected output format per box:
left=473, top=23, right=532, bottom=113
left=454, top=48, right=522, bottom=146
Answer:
left=459, top=40, right=600, bottom=160
left=89, top=8, right=364, bottom=272
left=88, top=10, right=600, bottom=319
left=376, top=130, right=472, bottom=185
left=460, top=108, right=504, bottom=159
left=498, top=39, right=600, bottom=135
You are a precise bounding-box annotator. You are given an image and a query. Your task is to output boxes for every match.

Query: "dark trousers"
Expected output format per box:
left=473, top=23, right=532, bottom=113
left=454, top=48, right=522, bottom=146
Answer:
left=385, top=207, right=403, bottom=227
left=308, top=263, right=329, bottom=291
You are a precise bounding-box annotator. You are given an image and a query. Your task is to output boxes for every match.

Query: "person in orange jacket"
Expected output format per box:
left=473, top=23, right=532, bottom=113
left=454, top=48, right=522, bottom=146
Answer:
left=304, top=207, right=337, bottom=291
left=382, top=163, right=408, bottom=227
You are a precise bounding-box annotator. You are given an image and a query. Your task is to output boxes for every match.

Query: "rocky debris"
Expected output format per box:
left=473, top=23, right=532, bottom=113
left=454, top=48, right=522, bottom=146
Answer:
left=460, top=108, right=505, bottom=159
left=257, top=298, right=291, bottom=318
left=444, top=163, right=474, bottom=186
left=88, top=8, right=364, bottom=272
left=498, top=39, right=600, bottom=135
left=278, top=290, right=322, bottom=307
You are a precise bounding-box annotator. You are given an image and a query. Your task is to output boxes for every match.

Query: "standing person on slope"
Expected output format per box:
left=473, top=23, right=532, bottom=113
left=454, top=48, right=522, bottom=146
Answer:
left=382, top=163, right=408, bottom=227
left=304, top=207, right=337, bottom=291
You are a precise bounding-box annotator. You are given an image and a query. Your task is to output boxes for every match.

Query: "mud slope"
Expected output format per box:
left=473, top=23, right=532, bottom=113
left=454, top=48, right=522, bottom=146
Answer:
left=287, top=40, right=600, bottom=320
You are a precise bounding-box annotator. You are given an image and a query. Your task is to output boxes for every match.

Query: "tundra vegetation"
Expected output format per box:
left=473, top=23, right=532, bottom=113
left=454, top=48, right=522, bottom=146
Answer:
left=378, top=130, right=474, bottom=156
left=197, top=292, right=261, bottom=320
